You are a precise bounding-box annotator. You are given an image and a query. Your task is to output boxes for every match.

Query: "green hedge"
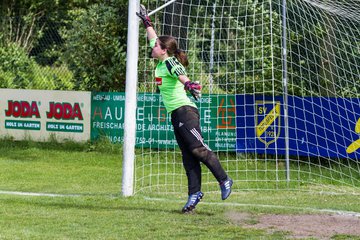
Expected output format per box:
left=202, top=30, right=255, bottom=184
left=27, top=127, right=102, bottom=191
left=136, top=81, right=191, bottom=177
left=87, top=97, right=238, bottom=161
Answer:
left=0, top=42, right=74, bottom=90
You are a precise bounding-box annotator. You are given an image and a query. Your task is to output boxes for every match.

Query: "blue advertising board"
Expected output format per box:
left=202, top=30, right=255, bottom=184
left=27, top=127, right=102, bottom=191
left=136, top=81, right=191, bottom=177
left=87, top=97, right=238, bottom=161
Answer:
left=236, top=95, right=360, bottom=159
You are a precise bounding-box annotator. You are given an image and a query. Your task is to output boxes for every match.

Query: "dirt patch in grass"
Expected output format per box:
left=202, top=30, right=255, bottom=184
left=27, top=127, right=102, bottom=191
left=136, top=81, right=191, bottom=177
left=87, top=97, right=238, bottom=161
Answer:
left=226, top=211, right=360, bottom=239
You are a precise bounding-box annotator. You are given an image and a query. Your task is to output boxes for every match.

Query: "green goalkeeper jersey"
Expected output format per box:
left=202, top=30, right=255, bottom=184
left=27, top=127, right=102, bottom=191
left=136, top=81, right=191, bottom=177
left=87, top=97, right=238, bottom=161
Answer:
left=150, top=38, right=197, bottom=113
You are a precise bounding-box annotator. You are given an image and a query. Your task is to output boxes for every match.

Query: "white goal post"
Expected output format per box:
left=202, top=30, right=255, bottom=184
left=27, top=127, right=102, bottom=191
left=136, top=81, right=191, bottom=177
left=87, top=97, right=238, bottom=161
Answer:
left=122, top=0, right=140, bottom=197
left=122, top=0, right=178, bottom=197
left=123, top=0, right=360, bottom=196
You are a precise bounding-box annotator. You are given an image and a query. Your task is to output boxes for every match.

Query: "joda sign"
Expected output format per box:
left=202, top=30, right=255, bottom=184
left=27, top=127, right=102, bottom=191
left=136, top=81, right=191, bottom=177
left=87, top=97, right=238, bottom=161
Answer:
left=0, top=89, right=91, bottom=141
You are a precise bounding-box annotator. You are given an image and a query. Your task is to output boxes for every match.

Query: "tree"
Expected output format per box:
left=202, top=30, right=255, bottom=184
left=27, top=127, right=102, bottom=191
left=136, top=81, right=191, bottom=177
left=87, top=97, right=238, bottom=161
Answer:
left=1, top=0, right=127, bottom=91
left=62, top=2, right=128, bottom=91
left=0, top=42, right=74, bottom=89
left=286, top=0, right=360, bottom=97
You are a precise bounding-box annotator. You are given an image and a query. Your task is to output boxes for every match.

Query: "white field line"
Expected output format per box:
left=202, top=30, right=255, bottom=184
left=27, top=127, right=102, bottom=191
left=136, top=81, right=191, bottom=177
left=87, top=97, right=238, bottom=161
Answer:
left=0, top=190, right=80, bottom=197
left=1, top=190, right=359, bottom=218
left=144, top=197, right=360, bottom=218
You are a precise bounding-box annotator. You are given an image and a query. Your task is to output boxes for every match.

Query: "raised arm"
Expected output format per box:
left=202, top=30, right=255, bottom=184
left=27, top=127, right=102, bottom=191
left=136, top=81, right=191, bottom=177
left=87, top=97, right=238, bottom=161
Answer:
left=136, top=5, right=158, bottom=41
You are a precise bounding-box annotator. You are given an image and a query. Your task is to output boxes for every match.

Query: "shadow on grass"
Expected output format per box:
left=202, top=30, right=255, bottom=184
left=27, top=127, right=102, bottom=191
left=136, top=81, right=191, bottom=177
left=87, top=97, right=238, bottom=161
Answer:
left=0, top=194, right=215, bottom=216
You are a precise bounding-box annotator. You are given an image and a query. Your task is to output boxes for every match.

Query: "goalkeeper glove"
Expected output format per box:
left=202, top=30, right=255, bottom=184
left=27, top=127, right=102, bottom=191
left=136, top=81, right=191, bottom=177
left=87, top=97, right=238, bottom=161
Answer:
left=136, top=4, right=153, bottom=28
left=184, top=81, right=201, bottom=101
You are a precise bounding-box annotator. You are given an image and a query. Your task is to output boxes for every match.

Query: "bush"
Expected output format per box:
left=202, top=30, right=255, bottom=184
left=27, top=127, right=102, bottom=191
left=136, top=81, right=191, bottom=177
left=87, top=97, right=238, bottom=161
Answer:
left=0, top=42, right=74, bottom=90
left=0, top=42, right=34, bottom=88
left=62, top=3, right=127, bottom=92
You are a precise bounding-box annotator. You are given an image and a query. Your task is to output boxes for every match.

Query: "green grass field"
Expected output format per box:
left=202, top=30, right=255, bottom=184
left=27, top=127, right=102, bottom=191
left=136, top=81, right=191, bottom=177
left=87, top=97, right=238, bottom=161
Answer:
left=1, top=139, right=360, bottom=239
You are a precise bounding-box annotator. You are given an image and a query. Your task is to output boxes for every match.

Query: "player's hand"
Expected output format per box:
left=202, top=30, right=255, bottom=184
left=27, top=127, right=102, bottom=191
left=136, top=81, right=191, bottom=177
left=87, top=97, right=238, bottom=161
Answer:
left=136, top=4, right=152, bottom=28
left=184, top=81, right=202, bottom=101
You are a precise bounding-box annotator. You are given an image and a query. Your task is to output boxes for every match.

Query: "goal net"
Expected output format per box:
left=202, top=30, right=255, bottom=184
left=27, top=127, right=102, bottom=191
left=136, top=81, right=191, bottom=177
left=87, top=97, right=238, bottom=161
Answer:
left=134, top=0, right=360, bottom=196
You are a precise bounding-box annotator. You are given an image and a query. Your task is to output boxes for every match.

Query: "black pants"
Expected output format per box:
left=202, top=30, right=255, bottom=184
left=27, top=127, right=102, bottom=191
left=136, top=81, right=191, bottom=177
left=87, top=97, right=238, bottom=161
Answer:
left=171, top=105, right=227, bottom=195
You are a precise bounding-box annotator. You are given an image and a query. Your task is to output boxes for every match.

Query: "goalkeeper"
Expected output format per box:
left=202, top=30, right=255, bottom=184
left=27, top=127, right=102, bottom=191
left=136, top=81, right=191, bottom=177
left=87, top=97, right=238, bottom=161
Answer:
left=137, top=5, right=233, bottom=213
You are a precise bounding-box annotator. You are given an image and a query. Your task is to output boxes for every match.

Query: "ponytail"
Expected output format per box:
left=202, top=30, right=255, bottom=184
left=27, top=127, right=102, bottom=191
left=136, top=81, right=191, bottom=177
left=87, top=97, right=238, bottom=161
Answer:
left=174, top=49, right=189, bottom=67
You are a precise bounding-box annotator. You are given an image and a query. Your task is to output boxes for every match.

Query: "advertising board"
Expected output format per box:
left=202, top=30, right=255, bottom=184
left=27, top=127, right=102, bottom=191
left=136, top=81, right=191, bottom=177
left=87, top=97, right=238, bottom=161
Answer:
left=0, top=89, right=91, bottom=142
